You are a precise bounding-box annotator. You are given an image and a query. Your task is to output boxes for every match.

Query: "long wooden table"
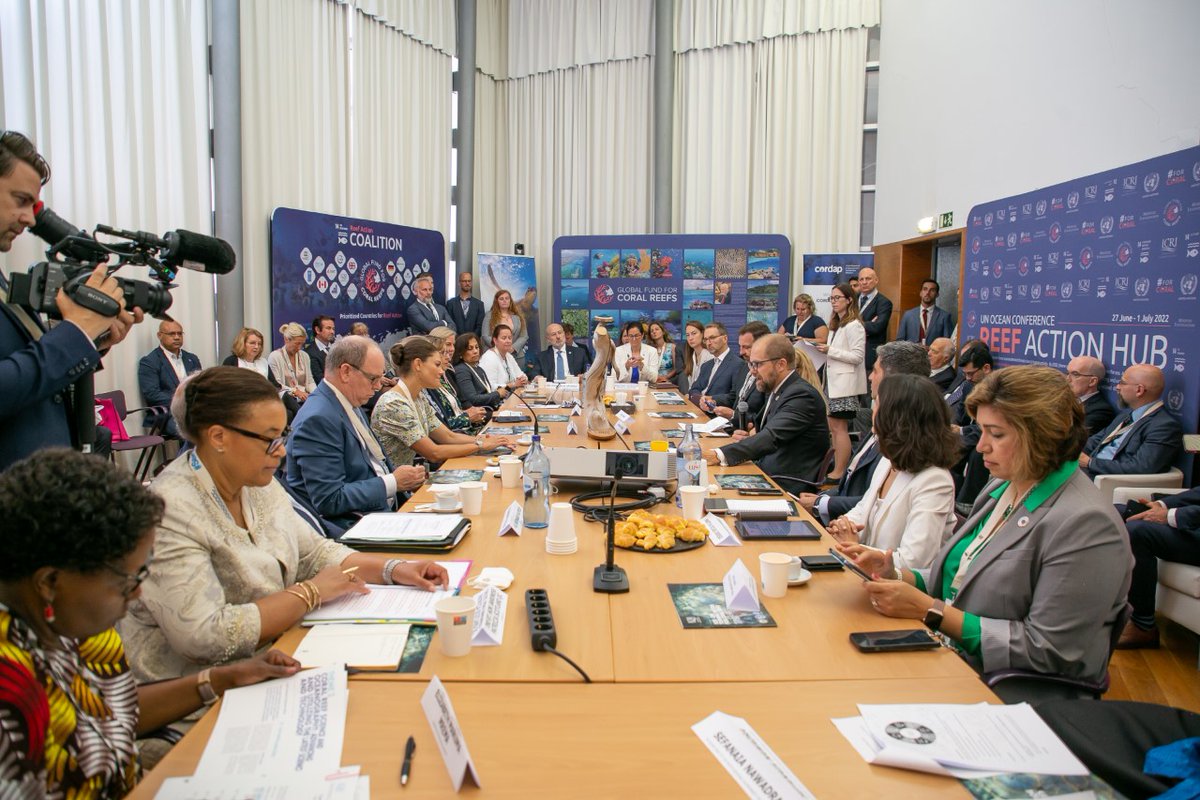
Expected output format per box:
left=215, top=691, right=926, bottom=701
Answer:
left=131, top=385, right=992, bottom=797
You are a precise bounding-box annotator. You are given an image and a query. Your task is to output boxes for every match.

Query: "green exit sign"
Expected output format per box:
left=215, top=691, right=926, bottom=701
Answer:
left=938, top=211, right=954, bottom=229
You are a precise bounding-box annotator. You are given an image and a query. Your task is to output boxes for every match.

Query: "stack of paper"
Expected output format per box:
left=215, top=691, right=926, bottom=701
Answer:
left=302, top=561, right=472, bottom=625
left=339, top=513, right=465, bottom=543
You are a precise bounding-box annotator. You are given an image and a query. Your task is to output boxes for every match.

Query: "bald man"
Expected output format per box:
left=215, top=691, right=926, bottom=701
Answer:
left=928, top=337, right=957, bottom=391
left=854, top=267, right=893, bottom=372
left=1079, top=364, right=1182, bottom=477
left=137, top=319, right=202, bottom=438
left=1066, top=355, right=1116, bottom=435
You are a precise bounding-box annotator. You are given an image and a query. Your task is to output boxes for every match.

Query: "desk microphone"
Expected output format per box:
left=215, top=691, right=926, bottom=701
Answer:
left=735, top=400, right=749, bottom=432
left=511, top=386, right=541, bottom=431
left=593, top=467, right=630, bottom=593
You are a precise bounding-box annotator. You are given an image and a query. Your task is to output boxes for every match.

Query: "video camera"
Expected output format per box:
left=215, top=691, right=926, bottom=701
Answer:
left=8, top=205, right=236, bottom=319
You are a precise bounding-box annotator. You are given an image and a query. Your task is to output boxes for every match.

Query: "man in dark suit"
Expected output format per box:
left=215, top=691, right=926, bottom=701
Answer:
left=562, top=322, right=594, bottom=370
left=1117, top=485, right=1200, bottom=648
left=304, top=314, right=336, bottom=382
left=798, top=340, right=930, bottom=523
left=530, top=322, right=588, bottom=380
left=0, top=131, right=142, bottom=469
left=688, top=322, right=747, bottom=411
left=137, top=319, right=201, bottom=438
left=445, top=270, right=485, bottom=337
left=854, top=267, right=893, bottom=372
left=703, top=334, right=830, bottom=483
left=896, top=279, right=954, bottom=346
left=928, top=337, right=957, bottom=391
left=1065, top=355, right=1116, bottom=435
left=407, top=273, right=454, bottom=334
left=286, top=336, right=426, bottom=537
left=711, top=321, right=770, bottom=430
left=1080, top=364, right=1182, bottom=477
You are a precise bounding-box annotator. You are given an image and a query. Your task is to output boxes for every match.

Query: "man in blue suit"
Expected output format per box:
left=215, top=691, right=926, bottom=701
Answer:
left=896, top=279, right=954, bottom=346
left=0, top=131, right=142, bottom=470
left=407, top=273, right=454, bottom=334
left=688, top=322, right=747, bottom=411
left=1079, top=364, right=1182, bottom=477
left=286, top=335, right=426, bottom=537
left=445, top=271, right=485, bottom=337
left=137, top=319, right=201, bottom=438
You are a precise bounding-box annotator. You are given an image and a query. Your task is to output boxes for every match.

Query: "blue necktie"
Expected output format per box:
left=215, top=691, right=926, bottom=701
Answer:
left=556, top=349, right=566, bottom=381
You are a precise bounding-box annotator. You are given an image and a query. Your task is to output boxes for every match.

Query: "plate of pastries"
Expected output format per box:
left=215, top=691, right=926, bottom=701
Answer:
left=613, top=509, right=707, bottom=553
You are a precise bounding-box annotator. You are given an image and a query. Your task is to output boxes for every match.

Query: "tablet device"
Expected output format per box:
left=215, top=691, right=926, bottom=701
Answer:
left=734, top=519, right=822, bottom=541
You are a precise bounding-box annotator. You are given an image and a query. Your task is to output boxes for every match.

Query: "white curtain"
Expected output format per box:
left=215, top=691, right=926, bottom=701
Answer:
left=0, top=0, right=214, bottom=398
left=676, top=0, right=880, bottom=51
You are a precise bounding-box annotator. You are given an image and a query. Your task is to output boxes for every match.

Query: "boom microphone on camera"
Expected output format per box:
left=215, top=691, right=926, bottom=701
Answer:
left=95, top=225, right=236, bottom=276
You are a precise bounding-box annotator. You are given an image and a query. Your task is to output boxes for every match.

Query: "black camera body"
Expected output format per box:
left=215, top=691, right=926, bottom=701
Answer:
left=9, top=260, right=174, bottom=318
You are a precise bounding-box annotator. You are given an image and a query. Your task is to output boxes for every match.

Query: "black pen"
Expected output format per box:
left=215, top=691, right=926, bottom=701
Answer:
left=401, top=735, right=416, bottom=786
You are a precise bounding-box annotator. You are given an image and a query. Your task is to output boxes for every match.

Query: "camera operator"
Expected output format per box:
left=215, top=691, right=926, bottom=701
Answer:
left=0, top=130, right=143, bottom=471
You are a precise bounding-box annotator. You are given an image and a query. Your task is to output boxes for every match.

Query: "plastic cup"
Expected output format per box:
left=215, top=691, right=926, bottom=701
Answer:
left=759, top=553, right=792, bottom=598
left=435, top=596, right=476, bottom=657
left=498, top=456, right=523, bottom=489
left=431, top=485, right=460, bottom=510
left=459, top=481, right=487, bottom=515
left=679, top=485, right=708, bottom=520
left=547, top=502, right=576, bottom=544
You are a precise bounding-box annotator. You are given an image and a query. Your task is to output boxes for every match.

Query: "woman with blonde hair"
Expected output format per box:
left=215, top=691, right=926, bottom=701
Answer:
left=814, top=283, right=866, bottom=480
left=779, top=293, right=828, bottom=343
left=426, top=326, right=489, bottom=434
left=267, top=322, right=316, bottom=406
left=481, top=289, right=528, bottom=356
left=223, top=327, right=270, bottom=378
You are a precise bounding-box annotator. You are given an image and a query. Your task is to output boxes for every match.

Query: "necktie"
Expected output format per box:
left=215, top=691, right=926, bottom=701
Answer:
left=555, top=349, right=566, bottom=380
left=860, top=294, right=868, bottom=310
left=428, top=302, right=439, bottom=321
left=919, top=308, right=928, bottom=340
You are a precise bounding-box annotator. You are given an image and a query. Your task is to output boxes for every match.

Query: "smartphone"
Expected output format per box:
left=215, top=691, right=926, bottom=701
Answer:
left=800, top=554, right=843, bottom=571
left=737, top=487, right=783, bottom=496
left=850, top=629, right=941, bottom=653
left=1124, top=499, right=1151, bottom=518
left=828, top=548, right=875, bottom=582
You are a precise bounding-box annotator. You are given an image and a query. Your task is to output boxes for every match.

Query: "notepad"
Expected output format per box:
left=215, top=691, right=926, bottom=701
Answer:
left=292, top=623, right=411, bottom=669
left=302, top=560, right=472, bottom=625
left=340, top=513, right=466, bottom=542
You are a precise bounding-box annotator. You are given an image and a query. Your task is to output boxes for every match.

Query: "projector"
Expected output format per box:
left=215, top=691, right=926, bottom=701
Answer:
left=545, top=447, right=676, bottom=484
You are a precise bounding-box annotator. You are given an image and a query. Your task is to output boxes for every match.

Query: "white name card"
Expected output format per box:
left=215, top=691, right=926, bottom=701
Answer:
left=470, top=586, right=507, bottom=646
left=692, top=711, right=814, bottom=799
left=614, top=409, right=632, bottom=435
left=570, top=402, right=582, bottom=416
left=722, top=558, right=759, bottom=612
left=703, top=513, right=741, bottom=547
left=421, top=676, right=482, bottom=792
left=497, top=501, right=523, bottom=536
left=566, top=419, right=579, bottom=435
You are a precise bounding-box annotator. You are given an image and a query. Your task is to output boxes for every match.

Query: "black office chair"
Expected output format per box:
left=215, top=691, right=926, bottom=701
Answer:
left=770, top=447, right=837, bottom=496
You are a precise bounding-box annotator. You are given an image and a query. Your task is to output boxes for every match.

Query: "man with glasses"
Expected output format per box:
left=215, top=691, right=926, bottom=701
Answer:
left=710, top=321, right=770, bottom=428
left=287, top=336, right=426, bottom=537
left=701, top=334, right=829, bottom=485
left=1065, top=355, right=1116, bottom=435
left=687, top=322, right=746, bottom=413
left=1079, top=364, right=1182, bottom=478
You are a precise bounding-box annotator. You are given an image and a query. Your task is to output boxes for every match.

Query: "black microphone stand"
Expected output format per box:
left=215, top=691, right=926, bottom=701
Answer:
left=593, top=467, right=630, bottom=593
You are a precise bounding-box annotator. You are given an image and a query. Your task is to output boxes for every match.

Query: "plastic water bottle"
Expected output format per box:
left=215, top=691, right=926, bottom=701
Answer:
left=676, top=424, right=703, bottom=506
left=523, top=434, right=551, bottom=528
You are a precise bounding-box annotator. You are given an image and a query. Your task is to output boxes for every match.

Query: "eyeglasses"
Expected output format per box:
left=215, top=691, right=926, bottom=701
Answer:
left=702, top=334, right=724, bottom=342
left=351, top=363, right=385, bottom=387
left=103, top=561, right=151, bottom=598
left=1065, top=371, right=1094, bottom=380
left=748, top=358, right=782, bottom=370
left=224, top=424, right=291, bottom=455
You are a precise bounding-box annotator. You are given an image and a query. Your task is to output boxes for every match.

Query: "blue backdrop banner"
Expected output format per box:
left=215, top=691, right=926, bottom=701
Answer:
left=477, top=252, right=542, bottom=357
left=961, top=145, right=1200, bottom=443
left=552, top=234, right=792, bottom=350
left=801, top=253, right=875, bottom=323
left=270, top=207, right=445, bottom=352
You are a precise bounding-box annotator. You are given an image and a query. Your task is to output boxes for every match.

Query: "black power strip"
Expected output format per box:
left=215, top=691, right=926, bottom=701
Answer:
left=525, top=589, right=557, bottom=651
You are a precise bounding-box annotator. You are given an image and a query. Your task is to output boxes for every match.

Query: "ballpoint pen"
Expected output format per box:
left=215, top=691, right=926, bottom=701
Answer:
left=401, top=735, right=416, bottom=786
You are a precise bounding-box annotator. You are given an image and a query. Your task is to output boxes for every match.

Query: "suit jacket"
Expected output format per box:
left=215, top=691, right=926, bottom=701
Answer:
left=453, top=361, right=504, bottom=408
left=1081, top=393, right=1117, bottom=436
left=857, top=291, right=893, bottom=369
left=407, top=300, right=455, bottom=334
left=445, top=295, right=485, bottom=337
left=930, top=365, right=956, bottom=392
left=531, top=345, right=589, bottom=380
left=0, top=301, right=101, bottom=470
left=303, top=341, right=329, bottom=382
left=818, top=434, right=883, bottom=520
left=718, top=372, right=830, bottom=481
left=824, top=319, right=867, bottom=398
left=1083, top=404, right=1183, bottom=476
left=286, top=382, right=397, bottom=537
left=571, top=339, right=595, bottom=371
left=1161, top=485, right=1200, bottom=531
left=730, top=371, right=764, bottom=432
left=917, top=469, right=1130, bottom=683
left=844, top=459, right=956, bottom=572
left=896, top=305, right=953, bottom=346
left=687, top=351, right=744, bottom=408
left=138, top=347, right=202, bottom=429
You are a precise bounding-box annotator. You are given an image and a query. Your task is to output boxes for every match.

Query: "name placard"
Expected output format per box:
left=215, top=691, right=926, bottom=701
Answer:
left=421, top=676, right=482, bottom=791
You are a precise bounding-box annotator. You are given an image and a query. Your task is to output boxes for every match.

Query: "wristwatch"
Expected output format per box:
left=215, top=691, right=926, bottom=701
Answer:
left=922, top=599, right=946, bottom=633
left=197, top=668, right=219, bottom=705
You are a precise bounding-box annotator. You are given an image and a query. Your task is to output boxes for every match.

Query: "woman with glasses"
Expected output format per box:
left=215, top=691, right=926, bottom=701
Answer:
left=370, top=337, right=512, bottom=468
left=613, top=320, right=660, bottom=383
left=225, top=326, right=298, bottom=420
left=452, top=332, right=510, bottom=408
left=425, top=326, right=489, bottom=434
left=120, top=367, right=447, bottom=762
left=0, top=449, right=304, bottom=793
left=814, top=282, right=866, bottom=481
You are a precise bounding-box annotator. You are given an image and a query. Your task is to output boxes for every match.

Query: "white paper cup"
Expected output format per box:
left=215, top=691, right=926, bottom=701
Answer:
left=431, top=485, right=460, bottom=510
left=517, top=433, right=533, bottom=446
left=458, top=481, right=487, bottom=515
left=547, top=501, right=577, bottom=544
left=615, top=391, right=628, bottom=404
left=759, top=552, right=792, bottom=598
left=787, top=556, right=806, bottom=582
left=679, top=485, right=708, bottom=520
left=498, top=456, right=523, bottom=489
left=435, top=596, right=477, bottom=657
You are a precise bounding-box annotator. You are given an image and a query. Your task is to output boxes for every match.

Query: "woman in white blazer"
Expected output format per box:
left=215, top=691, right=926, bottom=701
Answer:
left=267, top=322, right=317, bottom=404
left=827, top=375, right=960, bottom=572
left=612, top=321, right=660, bottom=383
left=815, top=282, right=867, bottom=479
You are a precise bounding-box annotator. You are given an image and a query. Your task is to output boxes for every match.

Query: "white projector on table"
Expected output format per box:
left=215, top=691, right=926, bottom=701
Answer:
left=545, top=447, right=676, bottom=484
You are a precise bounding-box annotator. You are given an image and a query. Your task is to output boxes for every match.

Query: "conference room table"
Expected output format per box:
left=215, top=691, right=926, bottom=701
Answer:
left=131, top=384, right=996, bottom=798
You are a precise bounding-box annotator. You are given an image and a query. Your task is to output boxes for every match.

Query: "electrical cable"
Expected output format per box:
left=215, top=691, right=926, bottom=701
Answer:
left=541, top=645, right=592, bottom=683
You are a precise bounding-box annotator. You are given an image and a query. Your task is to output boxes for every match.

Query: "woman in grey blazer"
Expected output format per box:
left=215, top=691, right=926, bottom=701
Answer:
left=839, top=366, right=1131, bottom=696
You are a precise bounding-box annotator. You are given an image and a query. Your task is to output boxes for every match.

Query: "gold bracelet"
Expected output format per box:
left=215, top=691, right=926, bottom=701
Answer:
left=302, top=580, right=322, bottom=610
left=286, top=587, right=313, bottom=612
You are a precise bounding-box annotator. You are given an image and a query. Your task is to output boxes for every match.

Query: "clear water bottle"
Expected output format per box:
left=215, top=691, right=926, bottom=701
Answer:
left=676, top=424, right=703, bottom=506
left=523, top=434, right=551, bottom=528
